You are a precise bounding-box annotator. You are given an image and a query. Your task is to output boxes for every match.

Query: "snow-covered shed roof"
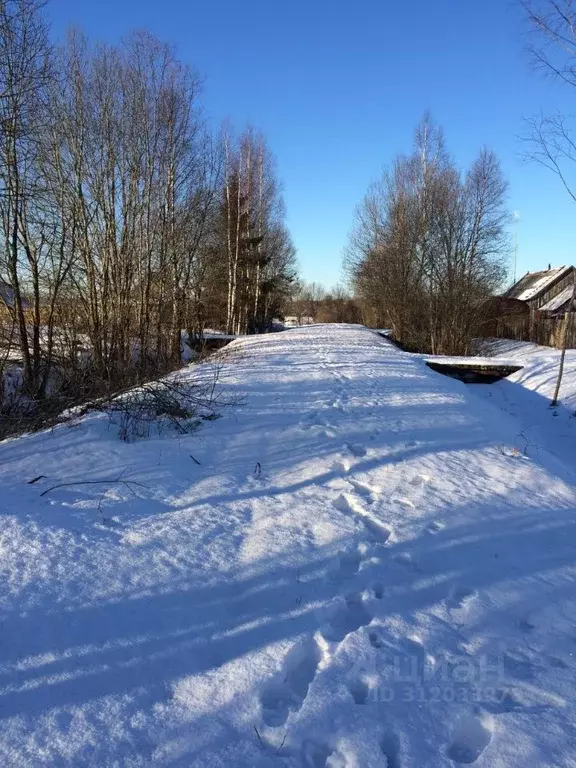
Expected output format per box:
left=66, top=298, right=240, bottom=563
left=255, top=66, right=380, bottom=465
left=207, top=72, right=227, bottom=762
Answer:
left=505, top=266, right=572, bottom=303
left=539, top=284, right=574, bottom=314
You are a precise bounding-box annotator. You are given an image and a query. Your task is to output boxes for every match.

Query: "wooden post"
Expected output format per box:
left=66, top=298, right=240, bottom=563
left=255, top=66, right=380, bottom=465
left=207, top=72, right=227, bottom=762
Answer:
left=551, top=271, right=576, bottom=407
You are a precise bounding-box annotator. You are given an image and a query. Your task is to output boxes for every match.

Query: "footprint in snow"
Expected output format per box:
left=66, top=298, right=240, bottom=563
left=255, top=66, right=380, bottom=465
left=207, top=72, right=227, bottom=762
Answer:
left=548, top=655, right=569, bottom=670
left=260, top=639, right=320, bottom=727
left=397, top=636, right=428, bottom=683
left=446, top=713, right=493, bottom=764
left=326, top=477, right=353, bottom=492
left=301, top=413, right=336, bottom=435
left=333, top=493, right=362, bottom=518
left=344, top=442, right=367, bottom=458
left=336, top=547, right=362, bottom=579
left=349, top=479, right=377, bottom=504
left=321, top=592, right=373, bottom=642
left=518, top=616, right=537, bottom=633
left=301, top=740, right=333, bottom=768
left=485, top=689, right=523, bottom=715
left=380, top=731, right=402, bottom=768
left=427, top=521, right=444, bottom=534
left=348, top=677, right=370, bottom=705
left=393, top=551, right=419, bottom=571
left=96, top=517, right=123, bottom=531
left=410, top=474, right=431, bottom=487
left=447, top=586, right=477, bottom=611
left=333, top=494, right=392, bottom=544
left=392, top=497, right=415, bottom=510
left=369, top=630, right=384, bottom=649
left=503, top=650, right=537, bottom=681
left=299, top=412, right=320, bottom=430
left=55, top=711, right=74, bottom=731
left=360, top=516, right=392, bottom=544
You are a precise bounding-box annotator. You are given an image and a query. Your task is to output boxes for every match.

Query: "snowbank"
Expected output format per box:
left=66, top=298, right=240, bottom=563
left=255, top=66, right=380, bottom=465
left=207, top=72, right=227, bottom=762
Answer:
left=0, top=325, right=575, bottom=766
left=469, top=338, right=576, bottom=470
left=481, top=338, right=576, bottom=411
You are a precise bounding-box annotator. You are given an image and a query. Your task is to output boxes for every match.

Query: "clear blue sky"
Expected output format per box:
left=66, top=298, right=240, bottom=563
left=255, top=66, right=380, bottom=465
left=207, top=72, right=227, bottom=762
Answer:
left=48, top=0, right=575, bottom=290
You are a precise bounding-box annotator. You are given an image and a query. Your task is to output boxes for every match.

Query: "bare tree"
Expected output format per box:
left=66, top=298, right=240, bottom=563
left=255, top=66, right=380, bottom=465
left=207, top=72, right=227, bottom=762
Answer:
left=315, top=285, right=362, bottom=324
left=520, top=0, right=576, bottom=402
left=345, top=115, right=509, bottom=354
left=0, top=8, right=298, bottom=436
left=521, top=0, right=576, bottom=198
left=0, top=0, right=54, bottom=394
left=220, top=127, right=295, bottom=335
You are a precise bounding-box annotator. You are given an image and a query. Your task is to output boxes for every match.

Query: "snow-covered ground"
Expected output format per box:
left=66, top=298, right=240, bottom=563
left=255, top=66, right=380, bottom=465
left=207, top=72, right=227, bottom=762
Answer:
left=478, top=338, right=576, bottom=411
left=1, top=325, right=576, bottom=767
left=473, top=338, right=576, bottom=467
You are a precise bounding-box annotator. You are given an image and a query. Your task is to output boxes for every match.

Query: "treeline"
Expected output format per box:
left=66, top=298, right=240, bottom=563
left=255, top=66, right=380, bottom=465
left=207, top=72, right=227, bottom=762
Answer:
left=0, top=0, right=296, bottom=403
left=345, top=115, right=510, bottom=355
left=288, top=282, right=362, bottom=325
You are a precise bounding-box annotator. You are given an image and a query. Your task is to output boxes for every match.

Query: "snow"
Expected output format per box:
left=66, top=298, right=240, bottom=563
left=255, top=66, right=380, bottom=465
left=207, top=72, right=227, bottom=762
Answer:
left=473, top=338, right=576, bottom=466
left=424, top=355, right=521, bottom=368
left=1, top=325, right=576, bottom=766
left=201, top=330, right=238, bottom=340
left=512, top=266, right=571, bottom=302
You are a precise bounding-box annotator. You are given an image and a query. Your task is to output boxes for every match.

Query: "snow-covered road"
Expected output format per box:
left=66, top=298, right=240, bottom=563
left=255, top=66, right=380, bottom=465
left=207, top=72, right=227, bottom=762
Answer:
left=1, top=324, right=576, bottom=767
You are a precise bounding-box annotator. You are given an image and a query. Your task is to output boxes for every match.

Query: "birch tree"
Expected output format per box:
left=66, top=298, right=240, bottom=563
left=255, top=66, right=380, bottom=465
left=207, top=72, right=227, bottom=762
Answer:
left=0, top=0, right=53, bottom=393
left=346, top=115, right=509, bottom=354
left=0, top=5, right=298, bottom=431
left=221, top=127, right=295, bottom=334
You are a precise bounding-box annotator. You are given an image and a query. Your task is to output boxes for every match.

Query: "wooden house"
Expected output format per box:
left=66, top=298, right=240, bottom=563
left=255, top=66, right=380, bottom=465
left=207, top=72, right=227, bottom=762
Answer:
left=504, top=265, right=574, bottom=315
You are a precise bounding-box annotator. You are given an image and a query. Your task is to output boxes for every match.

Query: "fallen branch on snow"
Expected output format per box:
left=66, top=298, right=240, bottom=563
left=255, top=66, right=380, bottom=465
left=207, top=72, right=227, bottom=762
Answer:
left=40, top=477, right=148, bottom=497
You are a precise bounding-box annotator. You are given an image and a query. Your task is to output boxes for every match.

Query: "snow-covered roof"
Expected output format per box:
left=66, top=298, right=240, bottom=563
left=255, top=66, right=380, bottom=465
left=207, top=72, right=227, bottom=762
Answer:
left=506, top=266, right=572, bottom=302
left=539, top=284, right=574, bottom=314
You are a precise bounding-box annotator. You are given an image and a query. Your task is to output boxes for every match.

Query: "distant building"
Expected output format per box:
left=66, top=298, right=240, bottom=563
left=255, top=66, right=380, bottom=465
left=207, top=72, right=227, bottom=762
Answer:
left=0, top=281, right=30, bottom=312
left=504, top=265, right=574, bottom=316
left=0, top=281, right=17, bottom=310
left=284, top=315, right=315, bottom=327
